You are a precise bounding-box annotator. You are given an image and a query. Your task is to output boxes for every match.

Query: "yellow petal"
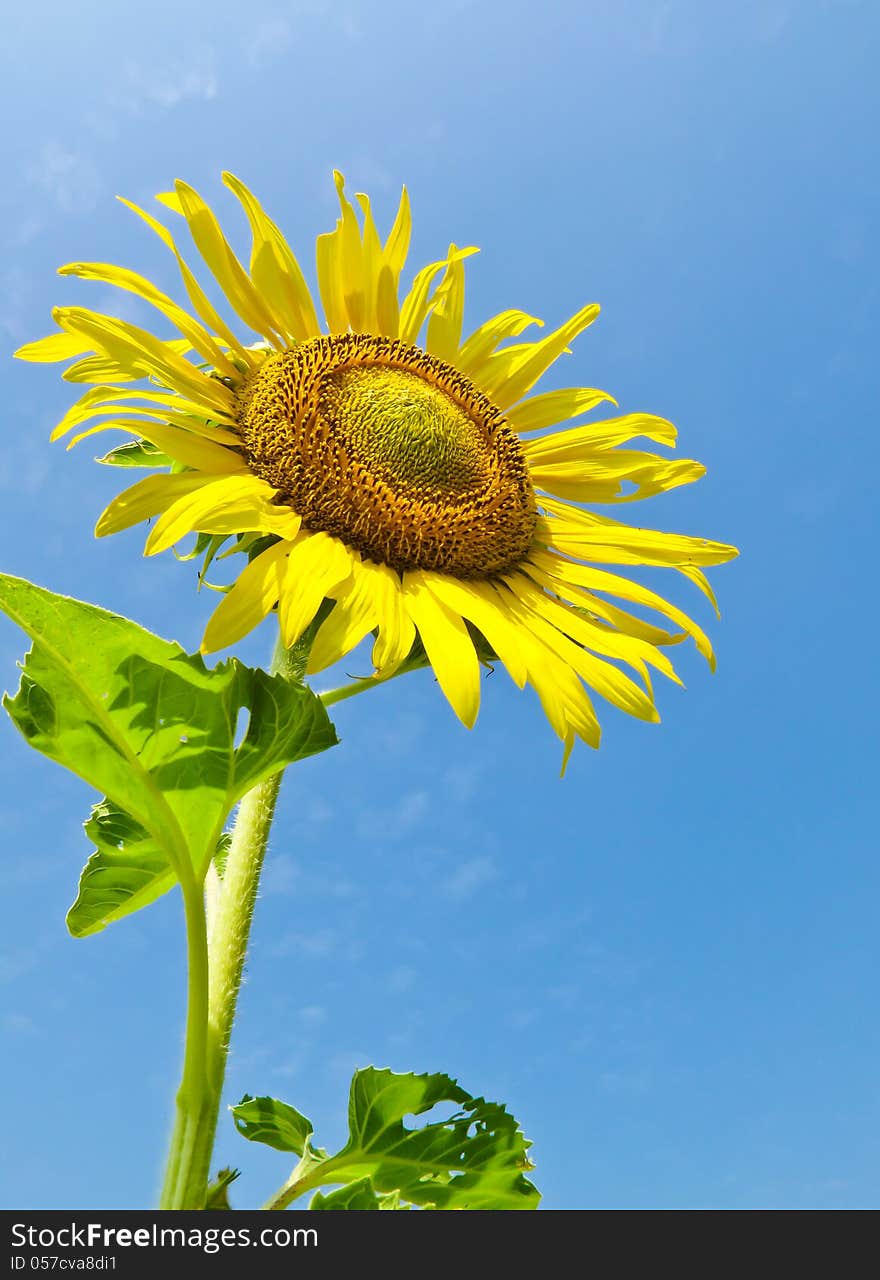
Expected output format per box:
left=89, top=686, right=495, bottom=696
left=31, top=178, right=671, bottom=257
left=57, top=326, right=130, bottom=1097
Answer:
left=530, top=548, right=716, bottom=668
left=418, top=574, right=528, bottom=688
left=306, top=555, right=381, bottom=674
left=512, top=623, right=601, bottom=750
left=509, top=570, right=680, bottom=687
left=117, top=196, right=257, bottom=371
left=557, top=588, right=684, bottom=650
left=316, top=225, right=347, bottom=334
left=456, top=310, right=544, bottom=381
left=222, top=172, right=321, bottom=341
left=315, top=172, right=370, bottom=334
left=398, top=247, right=478, bottom=346
left=426, top=245, right=466, bottom=362
left=62, top=354, right=139, bottom=384
left=530, top=453, right=706, bottom=504
left=334, top=172, right=367, bottom=330
left=541, top=505, right=740, bottom=569
left=677, top=564, right=721, bottom=616
left=523, top=413, right=678, bottom=462
left=278, top=532, right=354, bottom=648
left=482, top=303, right=600, bottom=408
left=173, top=180, right=284, bottom=346
left=504, top=588, right=659, bottom=723
left=375, top=264, right=400, bottom=339
left=14, top=331, right=92, bottom=363
left=51, top=385, right=238, bottom=444
left=382, top=186, right=412, bottom=285
left=54, top=385, right=237, bottom=433
left=355, top=191, right=383, bottom=334
left=54, top=306, right=234, bottom=416
left=144, top=475, right=300, bottom=555
left=63, top=407, right=239, bottom=451
left=57, top=261, right=240, bottom=381
left=71, top=418, right=245, bottom=474
left=365, top=561, right=416, bottom=676
left=373, top=185, right=411, bottom=339
left=507, top=386, right=618, bottom=434
left=201, top=540, right=290, bottom=652
left=402, top=571, right=481, bottom=728
left=95, top=472, right=210, bottom=537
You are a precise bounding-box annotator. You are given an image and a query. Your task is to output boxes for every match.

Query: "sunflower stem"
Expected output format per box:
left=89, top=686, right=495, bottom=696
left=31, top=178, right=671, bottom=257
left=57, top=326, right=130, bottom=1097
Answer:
left=158, top=629, right=418, bottom=1209
left=159, top=877, right=212, bottom=1209
left=158, top=629, right=310, bottom=1210
left=319, top=675, right=383, bottom=706
left=319, top=650, right=429, bottom=708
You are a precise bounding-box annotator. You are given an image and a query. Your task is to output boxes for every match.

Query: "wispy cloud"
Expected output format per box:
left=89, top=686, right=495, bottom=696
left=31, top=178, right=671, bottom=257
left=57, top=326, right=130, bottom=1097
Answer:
left=2, top=1011, right=38, bottom=1035
left=244, top=3, right=361, bottom=69
left=355, top=789, right=430, bottom=843
left=387, top=965, right=417, bottom=994
left=27, top=142, right=101, bottom=214
left=246, top=18, right=293, bottom=68
left=121, top=53, right=217, bottom=111
left=441, top=854, right=497, bottom=900
left=261, top=853, right=358, bottom=900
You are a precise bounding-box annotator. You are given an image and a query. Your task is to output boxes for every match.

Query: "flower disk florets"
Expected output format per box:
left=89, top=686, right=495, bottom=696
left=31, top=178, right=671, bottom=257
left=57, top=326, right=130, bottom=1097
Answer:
left=236, top=334, right=538, bottom=577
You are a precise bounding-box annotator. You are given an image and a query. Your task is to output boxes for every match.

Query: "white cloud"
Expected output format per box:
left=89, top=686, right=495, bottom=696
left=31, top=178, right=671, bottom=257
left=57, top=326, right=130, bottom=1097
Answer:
left=3, top=1011, right=37, bottom=1035
left=261, top=853, right=358, bottom=900
left=300, top=1004, right=327, bottom=1026
left=356, top=789, right=430, bottom=843
left=599, top=1068, right=652, bottom=1096
left=121, top=52, right=217, bottom=113
left=387, top=965, right=417, bottom=993
left=246, top=18, right=293, bottom=68
left=270, top=926, right=340, bottom=959
left=27, top=142, right=101, bottom=214
left=441, top=854, right=497, bottom=900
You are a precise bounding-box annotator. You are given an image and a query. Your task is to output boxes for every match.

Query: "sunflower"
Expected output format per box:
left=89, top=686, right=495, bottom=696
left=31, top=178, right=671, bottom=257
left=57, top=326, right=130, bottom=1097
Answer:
left=16, top=171, right=737, bottom=764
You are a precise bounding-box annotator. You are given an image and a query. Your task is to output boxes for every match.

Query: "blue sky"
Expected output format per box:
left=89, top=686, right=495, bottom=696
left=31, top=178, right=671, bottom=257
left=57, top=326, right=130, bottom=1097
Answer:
left=1, top=0, right=877, bottom=1210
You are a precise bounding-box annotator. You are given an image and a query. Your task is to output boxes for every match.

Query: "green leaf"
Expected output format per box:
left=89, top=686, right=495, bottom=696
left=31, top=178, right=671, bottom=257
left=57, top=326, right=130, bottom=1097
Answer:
left=0, top=574, right=337, bottom=909
left=231, top=1094, right=315, bottom=1156
left=65, top=803, right=234, bottom=938
left=240, top=1068, right=540, bottom=1211
left=310, top=1178, right=382, bottom=1210
left=96, top=440, right=171, bottom=468
left=65, top=800, right=175, bottom=938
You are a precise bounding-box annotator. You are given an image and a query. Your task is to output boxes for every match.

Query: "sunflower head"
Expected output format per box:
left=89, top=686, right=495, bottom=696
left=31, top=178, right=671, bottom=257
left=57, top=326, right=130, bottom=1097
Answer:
left=16, top=169, right=738, bottom=767
left=236, top=334, right=537, bottom=578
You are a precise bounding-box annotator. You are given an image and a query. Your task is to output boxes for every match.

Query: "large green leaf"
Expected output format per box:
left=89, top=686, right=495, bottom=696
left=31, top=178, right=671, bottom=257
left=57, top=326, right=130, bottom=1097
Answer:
left=233, top=1068, right=540, bottom=1211
left=0, top=574, right=337, bottom=908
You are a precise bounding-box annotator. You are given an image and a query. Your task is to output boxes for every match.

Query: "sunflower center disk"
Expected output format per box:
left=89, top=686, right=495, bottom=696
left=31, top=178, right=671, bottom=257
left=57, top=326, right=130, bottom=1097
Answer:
left=237, top=334, right=537, bottom=577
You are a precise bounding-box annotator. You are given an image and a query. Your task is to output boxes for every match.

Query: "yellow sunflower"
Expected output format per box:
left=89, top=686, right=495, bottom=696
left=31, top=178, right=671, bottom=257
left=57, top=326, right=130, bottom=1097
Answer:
left=16, top=171, right=737, bottom=765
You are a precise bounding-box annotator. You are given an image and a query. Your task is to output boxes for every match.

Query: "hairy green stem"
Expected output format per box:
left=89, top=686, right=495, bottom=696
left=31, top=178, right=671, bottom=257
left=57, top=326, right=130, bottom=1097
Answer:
left=159, top=878, right=212, bottom=1209
left=319, top=675, right=384, bottom=707
left=158, top=631, right=308, bottom=1210
left=159, top=628, right=413, bottom=1209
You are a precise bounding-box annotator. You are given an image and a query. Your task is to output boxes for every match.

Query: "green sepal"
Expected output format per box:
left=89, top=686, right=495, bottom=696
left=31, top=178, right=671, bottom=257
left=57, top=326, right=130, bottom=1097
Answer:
left=96, top=440, right=172, bottom=468
left=205, top=1167, right=240, bottom=1210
